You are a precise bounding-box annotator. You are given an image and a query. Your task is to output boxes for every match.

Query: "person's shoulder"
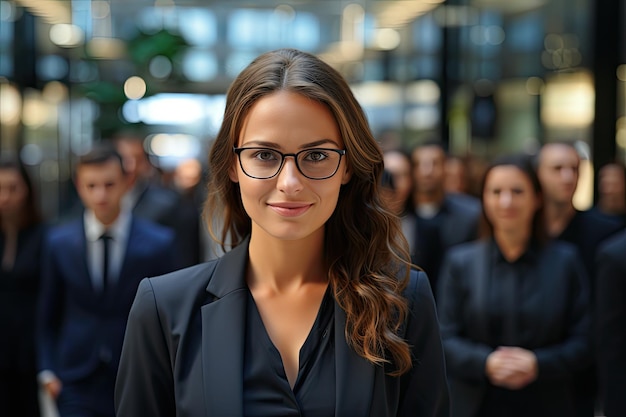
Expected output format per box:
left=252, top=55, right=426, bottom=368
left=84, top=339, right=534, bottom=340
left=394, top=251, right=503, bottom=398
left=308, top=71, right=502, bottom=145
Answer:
left=577, top=209, right=624, bottom=234
left=132, top=216, right=175, bottom=241
left=445, top=193, right=481, bottom=217
left=598, top=229, right=626, bottom=258
left=46, top=218, right=81, bottom=242
left=143, top=260, right=219, bottom=304
left=446, top=239, right=485, bottom=260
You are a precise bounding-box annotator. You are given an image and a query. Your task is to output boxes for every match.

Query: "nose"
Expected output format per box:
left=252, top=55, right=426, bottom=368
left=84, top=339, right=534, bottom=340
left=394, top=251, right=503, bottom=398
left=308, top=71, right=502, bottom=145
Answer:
left=419, top=161, right=434, bottom=176
left=276, top=156, right=304, bottom=194
left=498, top=191, right=513, bottom=207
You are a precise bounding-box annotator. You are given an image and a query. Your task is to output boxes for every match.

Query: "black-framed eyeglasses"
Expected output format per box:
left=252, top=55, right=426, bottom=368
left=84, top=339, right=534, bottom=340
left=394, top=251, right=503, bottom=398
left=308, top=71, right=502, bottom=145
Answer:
left=233, top=147, right=346, bottom=180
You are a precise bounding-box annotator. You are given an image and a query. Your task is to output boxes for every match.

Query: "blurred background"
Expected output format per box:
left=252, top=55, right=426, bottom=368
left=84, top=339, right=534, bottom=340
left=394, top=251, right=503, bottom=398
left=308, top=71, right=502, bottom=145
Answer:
left=0, top=0, right=624, bottom=220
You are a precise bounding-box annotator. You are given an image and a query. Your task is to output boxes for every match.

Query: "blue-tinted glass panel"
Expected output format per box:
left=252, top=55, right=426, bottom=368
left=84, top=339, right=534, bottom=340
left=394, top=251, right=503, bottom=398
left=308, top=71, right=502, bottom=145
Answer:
left=507, top=12, right=544, bottom=52
left=227, top=9, right=319, bottom=50
left=178, top=8, right=217, bottom=47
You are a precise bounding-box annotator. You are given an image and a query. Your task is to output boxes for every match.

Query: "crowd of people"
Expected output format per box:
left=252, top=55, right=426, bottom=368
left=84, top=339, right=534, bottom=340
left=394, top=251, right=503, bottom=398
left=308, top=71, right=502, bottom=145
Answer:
left=0, top=47, right=625, bottom=416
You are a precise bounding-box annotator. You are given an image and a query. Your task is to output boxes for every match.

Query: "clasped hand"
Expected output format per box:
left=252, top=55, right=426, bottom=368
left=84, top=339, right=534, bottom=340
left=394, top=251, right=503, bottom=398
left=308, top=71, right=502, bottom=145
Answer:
left=485, top=346, right=538, bottom=390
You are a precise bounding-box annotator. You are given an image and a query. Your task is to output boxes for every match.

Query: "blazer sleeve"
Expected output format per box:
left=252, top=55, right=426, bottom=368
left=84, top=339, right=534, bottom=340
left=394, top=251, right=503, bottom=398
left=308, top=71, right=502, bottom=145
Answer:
left=437, top=252, right=492, bottom=382
left=115, top=278, right=176, bottom=417
left=532, top=255, right=591, bottom=379
left=36, top=233, right=65, bottom=373
left=596, top=238, right=626, bottom=416
left=397, top=270, right=450, bottom=417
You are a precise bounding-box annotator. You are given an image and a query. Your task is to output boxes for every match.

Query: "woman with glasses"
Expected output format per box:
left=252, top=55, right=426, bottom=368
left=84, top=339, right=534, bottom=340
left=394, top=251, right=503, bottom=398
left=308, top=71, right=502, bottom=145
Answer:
left=115, top=48, right=449, bottom=416
left=0, top=157, right=45, bottom=417
left=437, top=154, right=590, bottom=417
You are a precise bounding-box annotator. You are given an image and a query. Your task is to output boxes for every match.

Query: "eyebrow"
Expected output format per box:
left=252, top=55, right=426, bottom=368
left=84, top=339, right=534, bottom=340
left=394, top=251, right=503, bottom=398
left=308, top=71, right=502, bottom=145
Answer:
left=240, top=139, right=341, bottom=149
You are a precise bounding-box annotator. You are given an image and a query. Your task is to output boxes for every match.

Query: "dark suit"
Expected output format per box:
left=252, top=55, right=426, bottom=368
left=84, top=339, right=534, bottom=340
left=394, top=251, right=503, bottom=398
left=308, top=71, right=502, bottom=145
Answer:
left=402, top=193, right=481, bottom=295
left=132, top=181, right=202, bottom=267
left=115, top=241, right=450, bottom=416
left=0, top=223, right=46, bottom=417
left=37, top=217, right=178, bottom=416
left=437, top=239, right=591, bottom=417
left=596, top=230, right=626, bottom=417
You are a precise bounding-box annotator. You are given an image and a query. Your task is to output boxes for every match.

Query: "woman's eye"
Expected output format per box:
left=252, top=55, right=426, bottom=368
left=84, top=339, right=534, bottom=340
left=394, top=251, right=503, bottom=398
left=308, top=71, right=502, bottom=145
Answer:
left=305, top=151, right=328, bottom=161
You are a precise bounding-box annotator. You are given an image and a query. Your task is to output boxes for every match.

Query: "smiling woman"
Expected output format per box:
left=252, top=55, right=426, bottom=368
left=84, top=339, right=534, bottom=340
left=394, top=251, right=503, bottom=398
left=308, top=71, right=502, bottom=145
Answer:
left=115, top=48, right=449, bottom=417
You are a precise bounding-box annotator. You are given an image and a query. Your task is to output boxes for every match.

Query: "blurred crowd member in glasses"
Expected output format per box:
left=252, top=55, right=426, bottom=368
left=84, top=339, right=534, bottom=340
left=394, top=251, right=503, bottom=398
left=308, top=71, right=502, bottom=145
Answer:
left=115, top=48, right=449, bottom=417
left=0, top=157, right=45, bottom=417
left=438, top=154, right=591, bottom=417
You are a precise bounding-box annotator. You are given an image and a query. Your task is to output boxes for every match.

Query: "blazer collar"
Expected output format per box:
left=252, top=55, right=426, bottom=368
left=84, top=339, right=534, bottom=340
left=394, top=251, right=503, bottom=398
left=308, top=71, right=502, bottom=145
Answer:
left=200, top=237, right=377, bottom=416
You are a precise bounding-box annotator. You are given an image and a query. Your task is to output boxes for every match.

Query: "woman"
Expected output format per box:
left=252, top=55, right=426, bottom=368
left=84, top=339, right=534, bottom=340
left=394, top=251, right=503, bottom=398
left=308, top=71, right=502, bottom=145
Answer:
left=115, top=49, right=449, bottom=416
left=437, top=154, right=590, bottom=417
left=0, top=157, right=45, bottom=417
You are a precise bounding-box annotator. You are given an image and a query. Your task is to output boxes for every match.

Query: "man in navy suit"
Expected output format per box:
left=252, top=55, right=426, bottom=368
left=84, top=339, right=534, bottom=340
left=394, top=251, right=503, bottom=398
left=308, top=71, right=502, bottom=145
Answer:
left=37, top=146, right=178, bottom=417
left=403, top=140, right=481, bottom=297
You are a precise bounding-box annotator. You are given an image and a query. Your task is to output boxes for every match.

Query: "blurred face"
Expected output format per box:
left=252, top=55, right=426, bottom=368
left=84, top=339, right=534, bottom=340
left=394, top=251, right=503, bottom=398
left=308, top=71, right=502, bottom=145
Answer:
left=230, top=91, right=351, bottom=243
left=412, top=145, right=446, bottom=195
left=115, top=138, right=151, bottom=180
left=75, top=159, right=129, bottom=226
left=598, top=164, right=625, bottom=199
left=444, top=158, right=467, bottom=193
left=483, top=165, right=540, bottom=234
left=537, top=144, right=580, bottom=205
left=383, top=151, right=412, bottom=213
left=0, top=168, right=29, bottom=217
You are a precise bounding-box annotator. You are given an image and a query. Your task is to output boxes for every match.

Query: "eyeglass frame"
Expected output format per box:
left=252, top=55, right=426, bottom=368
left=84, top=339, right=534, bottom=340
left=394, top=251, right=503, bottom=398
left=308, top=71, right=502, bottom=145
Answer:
left=233, top=146, right=347, bottom=180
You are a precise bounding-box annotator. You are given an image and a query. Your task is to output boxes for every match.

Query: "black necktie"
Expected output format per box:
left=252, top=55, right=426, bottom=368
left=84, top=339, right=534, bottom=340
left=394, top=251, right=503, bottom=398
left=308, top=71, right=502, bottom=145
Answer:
left=100, top=233, right=112, bottom=292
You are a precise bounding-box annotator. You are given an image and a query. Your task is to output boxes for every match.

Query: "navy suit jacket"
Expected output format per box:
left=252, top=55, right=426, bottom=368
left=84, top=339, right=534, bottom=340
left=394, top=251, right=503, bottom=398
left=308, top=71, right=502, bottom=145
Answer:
left=596, top=230, right=626, bottom=417
left=438, top=240, right=591, bottom=417
left=115, top=240, right=450, bottom=417
left=37, top=217, right=178, bottom=384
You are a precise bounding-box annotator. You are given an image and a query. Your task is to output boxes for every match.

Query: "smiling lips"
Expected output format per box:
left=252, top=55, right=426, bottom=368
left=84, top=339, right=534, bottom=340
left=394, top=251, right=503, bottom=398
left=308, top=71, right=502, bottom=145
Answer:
left=268, top=202, right=312, bottom=217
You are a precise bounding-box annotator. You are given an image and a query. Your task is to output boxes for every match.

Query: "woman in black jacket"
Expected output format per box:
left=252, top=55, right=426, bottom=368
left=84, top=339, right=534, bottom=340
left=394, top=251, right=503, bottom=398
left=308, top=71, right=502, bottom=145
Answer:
left=0, top=157, right=46, bottom=417
left=437, top=154, right=590, bottom=417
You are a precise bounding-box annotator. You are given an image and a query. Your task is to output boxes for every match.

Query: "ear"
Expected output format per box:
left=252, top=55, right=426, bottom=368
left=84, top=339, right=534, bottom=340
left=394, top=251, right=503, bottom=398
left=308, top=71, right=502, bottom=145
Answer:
left=229, top=162, right=239, bottom=183
left=340, top=166, right=352, bottom=185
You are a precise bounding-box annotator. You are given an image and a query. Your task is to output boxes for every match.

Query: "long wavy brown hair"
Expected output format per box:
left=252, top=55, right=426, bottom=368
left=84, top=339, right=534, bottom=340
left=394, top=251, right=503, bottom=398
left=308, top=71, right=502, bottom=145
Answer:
left=204, top=48, right=413, bottom=375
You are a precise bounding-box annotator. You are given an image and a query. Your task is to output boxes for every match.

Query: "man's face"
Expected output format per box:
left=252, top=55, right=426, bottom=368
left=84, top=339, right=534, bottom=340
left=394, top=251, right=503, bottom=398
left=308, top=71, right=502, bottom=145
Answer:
left=411, top=145, right=446, bottom=195
left=536, top=144, right=580, bottom=205
left=75, top=159, right=129, bottom=225
left=115, top=138, right=152, bottom=179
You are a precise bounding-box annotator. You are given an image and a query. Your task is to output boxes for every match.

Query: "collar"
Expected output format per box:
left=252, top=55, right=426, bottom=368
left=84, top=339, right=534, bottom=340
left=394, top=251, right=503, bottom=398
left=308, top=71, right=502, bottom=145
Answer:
left=83, top=208, right=131, bottom=243
left=490, top=237, right=539, bottom=265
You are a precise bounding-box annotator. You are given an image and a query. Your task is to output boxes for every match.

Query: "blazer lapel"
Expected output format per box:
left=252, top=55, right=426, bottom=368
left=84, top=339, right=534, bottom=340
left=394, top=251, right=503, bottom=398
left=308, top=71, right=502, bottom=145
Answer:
left=201, top=241, right=249, bottom=417
left=334, top=300, right=376, bottom=416
left=472, top=240, right=491, bottom=342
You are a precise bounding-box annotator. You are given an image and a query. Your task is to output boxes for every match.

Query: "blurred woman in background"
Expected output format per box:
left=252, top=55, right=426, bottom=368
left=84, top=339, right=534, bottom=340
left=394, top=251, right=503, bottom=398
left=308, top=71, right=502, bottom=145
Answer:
left=437, top=154, right=591, bottom=417
left=0, top=157, right=46, bottom=417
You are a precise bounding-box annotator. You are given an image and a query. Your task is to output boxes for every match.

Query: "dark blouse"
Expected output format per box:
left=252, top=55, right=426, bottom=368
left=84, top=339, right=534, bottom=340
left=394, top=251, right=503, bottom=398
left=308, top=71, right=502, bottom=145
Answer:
left=243, top=287, right=335, bottom=417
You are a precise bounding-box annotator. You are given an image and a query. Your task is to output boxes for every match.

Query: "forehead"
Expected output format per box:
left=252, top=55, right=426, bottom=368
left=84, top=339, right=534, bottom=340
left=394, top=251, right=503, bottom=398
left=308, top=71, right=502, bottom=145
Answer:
left=485, top=165, right=531, bottom=184
left=540, top=144, right=580, bottom=166
left=412, top=146, right=445, bottom=162
left=0, top=168, right=23, bottom=183
left=240, top=91, right=341, bottom=147
left=77, top=160, right=124, bottom=181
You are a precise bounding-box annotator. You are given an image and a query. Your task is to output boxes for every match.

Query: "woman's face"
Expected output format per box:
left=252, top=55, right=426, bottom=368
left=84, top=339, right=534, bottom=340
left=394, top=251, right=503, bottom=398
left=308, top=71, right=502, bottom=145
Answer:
left=230, top=91, right=351, bottom=243
left=0, top=168, right=29, bottom=217
left=483, top=165, right=540, bottom=234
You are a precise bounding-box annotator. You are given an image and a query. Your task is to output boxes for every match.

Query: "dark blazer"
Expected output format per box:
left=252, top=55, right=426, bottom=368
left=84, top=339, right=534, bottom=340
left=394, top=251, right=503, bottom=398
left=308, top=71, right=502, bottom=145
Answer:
left=596, top=230, right=626, bottom=417
left=115, top=241, right=450, bottom=417
left=402, top=193, right=481, bottom=254
left=437, top=240, right=591, bottom=417
left=37, top=217, right=177, bottom=385
left=133, top=181, right=202, bottom=267
left=0, top=223, right=46, bottom=371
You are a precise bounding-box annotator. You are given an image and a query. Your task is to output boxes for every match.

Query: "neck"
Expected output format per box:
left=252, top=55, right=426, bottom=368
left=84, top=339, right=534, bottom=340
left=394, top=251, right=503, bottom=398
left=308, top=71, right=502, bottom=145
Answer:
left=493, top=229, right=531, bottom=262
left=1, top=214, right=20, bottom=235
left=247, top=228, right=327, bottom=294
left=543, top=200, right=575, bottom=237
left=414, top=189, right=444, bottom=207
